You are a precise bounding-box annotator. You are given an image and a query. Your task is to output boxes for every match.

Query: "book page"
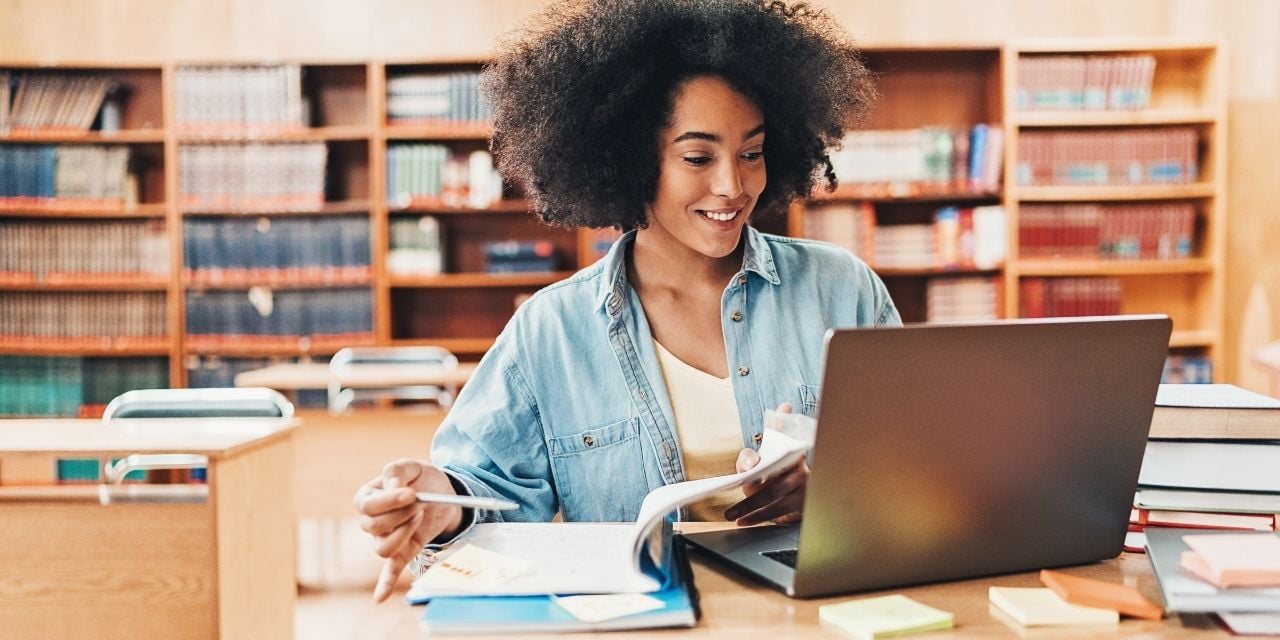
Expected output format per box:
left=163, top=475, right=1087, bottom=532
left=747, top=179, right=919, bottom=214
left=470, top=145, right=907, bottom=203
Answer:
left=627, top=423, right=812, bottom=569
left=407, top=523, right=660, bottom=599
left=1156, top=384, right=1280, bottom=409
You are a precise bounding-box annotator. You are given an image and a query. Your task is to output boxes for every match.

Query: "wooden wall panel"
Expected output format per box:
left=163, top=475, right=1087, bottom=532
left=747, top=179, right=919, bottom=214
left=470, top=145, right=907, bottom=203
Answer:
left=2, top=0, right=1276, bottom=390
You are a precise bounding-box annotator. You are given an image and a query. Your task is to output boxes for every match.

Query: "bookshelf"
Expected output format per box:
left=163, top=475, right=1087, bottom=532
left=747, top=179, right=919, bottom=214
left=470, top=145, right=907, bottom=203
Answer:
left=0, top=40, right=1229, bottom=415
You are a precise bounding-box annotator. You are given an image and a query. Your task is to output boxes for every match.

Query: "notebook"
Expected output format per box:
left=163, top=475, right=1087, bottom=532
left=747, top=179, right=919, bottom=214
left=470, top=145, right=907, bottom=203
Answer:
left=1143, top=527, right=1280, bottom=613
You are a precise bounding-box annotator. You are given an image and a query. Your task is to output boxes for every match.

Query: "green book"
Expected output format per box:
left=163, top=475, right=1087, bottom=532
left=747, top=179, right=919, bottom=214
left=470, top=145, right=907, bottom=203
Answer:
left=818, top=594, right=954, bottom=639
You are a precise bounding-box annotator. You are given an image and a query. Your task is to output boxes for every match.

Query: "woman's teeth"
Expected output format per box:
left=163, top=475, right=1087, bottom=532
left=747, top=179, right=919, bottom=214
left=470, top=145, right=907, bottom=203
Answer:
left=700, top=209, right=739, bottom=222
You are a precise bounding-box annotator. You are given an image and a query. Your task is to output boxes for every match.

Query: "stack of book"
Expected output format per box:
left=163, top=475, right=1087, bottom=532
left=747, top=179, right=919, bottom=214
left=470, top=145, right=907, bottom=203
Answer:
left=3, top=72, right=113, bottom=133
left=1018, top=202, right=1195, bottom=261
left=1019, top=277, right=1121, bottom=318
left=1016, top=128, right=1198, bottom=186
left=1015, top=55, right=1156, bottom=111
left=828, top=123, right=1003, bottom=195
left=1129, top=384, right=1280, bottom=551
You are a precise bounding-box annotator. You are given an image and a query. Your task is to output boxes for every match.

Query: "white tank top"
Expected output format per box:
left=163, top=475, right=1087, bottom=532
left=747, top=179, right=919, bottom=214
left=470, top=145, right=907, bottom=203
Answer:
left=652, top=339, right=744, bottom=521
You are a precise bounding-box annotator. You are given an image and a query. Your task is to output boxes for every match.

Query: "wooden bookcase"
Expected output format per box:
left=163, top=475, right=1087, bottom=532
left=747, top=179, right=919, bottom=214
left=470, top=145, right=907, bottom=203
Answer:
left=0, top=40, right=1228, bottom=411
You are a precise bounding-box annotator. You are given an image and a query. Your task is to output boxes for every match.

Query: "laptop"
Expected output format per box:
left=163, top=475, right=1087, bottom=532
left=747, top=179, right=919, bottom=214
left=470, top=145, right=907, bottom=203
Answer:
left=683, top=314, right=1172, bottom=598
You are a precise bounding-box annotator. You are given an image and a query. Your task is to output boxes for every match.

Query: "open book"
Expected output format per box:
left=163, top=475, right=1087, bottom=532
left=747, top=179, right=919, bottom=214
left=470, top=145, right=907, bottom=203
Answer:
left=406, top=415, right=812, bottom=601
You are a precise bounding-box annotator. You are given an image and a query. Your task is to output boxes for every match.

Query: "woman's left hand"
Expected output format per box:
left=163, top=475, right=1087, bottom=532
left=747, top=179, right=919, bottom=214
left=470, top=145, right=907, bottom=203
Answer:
left=724, top=402, right=807, bottom=526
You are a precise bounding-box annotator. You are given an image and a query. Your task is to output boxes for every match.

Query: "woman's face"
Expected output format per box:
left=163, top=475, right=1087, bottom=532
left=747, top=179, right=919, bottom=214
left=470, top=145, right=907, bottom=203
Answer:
left=646, top=75, right=766, bottom=260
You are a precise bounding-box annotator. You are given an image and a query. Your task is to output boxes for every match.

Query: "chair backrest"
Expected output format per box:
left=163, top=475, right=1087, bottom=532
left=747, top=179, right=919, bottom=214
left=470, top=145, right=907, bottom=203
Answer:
left=103, top=387, right=295, bottom=422
left=328, top=346, right=460, bottom=413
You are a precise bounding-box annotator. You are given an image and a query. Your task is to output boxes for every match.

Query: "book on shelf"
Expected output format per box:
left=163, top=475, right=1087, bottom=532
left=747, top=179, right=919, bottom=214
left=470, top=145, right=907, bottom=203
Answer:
left=5, top=72, right=112, bottom=133
left=1016, top=55, right=1155, bottom=111
left=0, top=219, right=168, bottom=282
left=827, top=124, right=1003, bottom=195
left=386, top=71, right=490, bottom=127
left=0, top=144, right=134, bottom=206
left=184, top=287, right=373, bottom=351
left=926, top=277, right=999, bottom=323
left=484, top=240, right=558, bottom=274
left=1148, top=383, right=1280, bottom=439
left=388, top=215, right=443, bottom=276
left=183, top=217, right=370, bottom=285
left=1016, top=128, right=1198, bottom=187
left=1019, top=203, right=1195, bottom=261
left=179, top=142, right=326, bottom=212
left=174, top=64, right=304, bottom=135
left=1144, top=528, right=1280, bottom=613
left=1019, top=277, right=1121, bottom=318
left=404, top=425, right=809, bottom=603
left=0, top=291, right=166, bottom=347
left=1163, top=354, right=1213, bottom=384
left=386, top=145, right=503, bottom=209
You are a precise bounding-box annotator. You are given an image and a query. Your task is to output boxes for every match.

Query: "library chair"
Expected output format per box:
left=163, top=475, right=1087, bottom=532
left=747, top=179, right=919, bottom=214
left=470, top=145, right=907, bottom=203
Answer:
left=100, top=387, right=294, bottom=485
left=327, top=346, right=461, bottom=414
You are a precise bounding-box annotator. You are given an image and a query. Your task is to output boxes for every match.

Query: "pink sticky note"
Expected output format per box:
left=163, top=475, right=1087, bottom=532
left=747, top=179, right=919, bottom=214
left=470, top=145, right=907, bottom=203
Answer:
left=1180, top=534, right=1280, bottom=588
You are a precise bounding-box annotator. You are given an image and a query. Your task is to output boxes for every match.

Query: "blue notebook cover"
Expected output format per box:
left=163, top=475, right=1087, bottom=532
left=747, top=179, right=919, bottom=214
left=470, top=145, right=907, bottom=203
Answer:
left=418, top=534, right=699, bottom=634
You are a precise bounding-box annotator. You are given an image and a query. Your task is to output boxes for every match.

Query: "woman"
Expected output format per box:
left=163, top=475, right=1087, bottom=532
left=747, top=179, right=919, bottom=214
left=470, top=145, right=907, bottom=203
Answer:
left=356, top=0, right=900, bottom=602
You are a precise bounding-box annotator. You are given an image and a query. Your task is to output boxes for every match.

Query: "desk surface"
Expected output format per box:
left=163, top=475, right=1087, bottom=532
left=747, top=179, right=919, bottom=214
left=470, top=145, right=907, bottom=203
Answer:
left=377, top=530, right=1229, bottom=639
left=234, top=362, right=477, bottom=390
left=0, top=417, right=297, bottom=457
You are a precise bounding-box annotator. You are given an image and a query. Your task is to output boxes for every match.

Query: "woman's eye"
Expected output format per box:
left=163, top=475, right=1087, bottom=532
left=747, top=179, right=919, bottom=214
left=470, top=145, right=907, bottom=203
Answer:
left=742, top=151, right=764, bottom=162
left=682, top=156, right=712, bottom=167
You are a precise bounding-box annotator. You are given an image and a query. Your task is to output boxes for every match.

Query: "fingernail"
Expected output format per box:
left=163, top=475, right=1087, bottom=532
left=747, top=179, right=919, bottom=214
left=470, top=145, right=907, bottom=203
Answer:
left=386, top=477, right=400, bottom=490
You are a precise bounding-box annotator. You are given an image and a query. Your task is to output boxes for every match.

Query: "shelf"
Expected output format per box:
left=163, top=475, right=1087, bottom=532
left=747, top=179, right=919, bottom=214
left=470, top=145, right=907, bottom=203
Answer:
left=0, top=275, right=169, bottom=291
left=390, top=200, right=531, bottom=215
left=1015, top=258, right=1214, bottom=276
left=1013, top=109, right=1219, bottom=127
left=1012, top=39, right=1217, bottom=54
left=874, top=266, right=1002, bottom=277
left=176, top=125, right=371, bottom=143
left=1170, top=330, right=1216, bottom=348
left=0, top=202, right=167, bottom=218
left=184, top=336, right=376, bottom=357
left=390, top=337, right=495, bottom=354
left=0, top=129, right=166, bottom=144
left=0, top=339, right=170, bottom=357
left=385, top=122, right=492, bottom=140
left=1016, top=183, right=1215, bottom=202
left=812, top=186, right=1001, bottom=204
left=180, top=199, right=370, bottom=216
left=389, top=272, right=573, bottom=289
left=184, top=272, right=372, bottom=290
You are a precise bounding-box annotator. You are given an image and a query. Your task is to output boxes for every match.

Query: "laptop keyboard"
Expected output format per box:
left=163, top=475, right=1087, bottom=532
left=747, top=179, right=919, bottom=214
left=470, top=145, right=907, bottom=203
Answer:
left=761, top=548, right=799, bottom=568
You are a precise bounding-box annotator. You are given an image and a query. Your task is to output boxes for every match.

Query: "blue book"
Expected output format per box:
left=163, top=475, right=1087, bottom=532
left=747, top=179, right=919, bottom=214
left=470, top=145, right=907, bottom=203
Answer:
left=418, top=535, right=699, bottom=634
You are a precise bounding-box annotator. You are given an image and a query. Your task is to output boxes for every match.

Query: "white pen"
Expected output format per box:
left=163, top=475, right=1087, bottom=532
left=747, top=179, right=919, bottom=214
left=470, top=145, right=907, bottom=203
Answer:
left=415, top=491, right=519, bottom=511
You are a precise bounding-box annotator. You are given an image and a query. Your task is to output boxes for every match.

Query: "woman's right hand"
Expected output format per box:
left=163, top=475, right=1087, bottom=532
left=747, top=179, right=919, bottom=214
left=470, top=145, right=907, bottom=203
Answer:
left=353, top=459, right=464, bottom=602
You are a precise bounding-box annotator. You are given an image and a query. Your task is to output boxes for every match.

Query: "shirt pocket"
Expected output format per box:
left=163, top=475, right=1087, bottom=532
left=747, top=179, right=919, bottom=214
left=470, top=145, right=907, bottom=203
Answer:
left=548, top=417, right=649, bottom=521
left=798, top=384, right=821, bottom=418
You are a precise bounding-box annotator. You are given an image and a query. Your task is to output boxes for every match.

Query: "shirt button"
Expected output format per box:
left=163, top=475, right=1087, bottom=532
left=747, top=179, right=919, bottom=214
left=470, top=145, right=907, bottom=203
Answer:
left=752, top=433, right=763, bottom=446
left=737, top=275, right=747, bottom=286
left=738, top=366, right=749, bottom=376
left=730, top=311, right=743, bottom=322
left=583, top=435, right=595, bottom=447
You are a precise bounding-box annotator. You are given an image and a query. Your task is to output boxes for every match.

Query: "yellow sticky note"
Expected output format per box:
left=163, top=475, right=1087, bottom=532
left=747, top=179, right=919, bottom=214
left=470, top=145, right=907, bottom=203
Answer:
left=552, top=593, right=665, bottom=623
left=818, top=594, right=954, bottom=639
left=415, top=544, right=532, bottom=591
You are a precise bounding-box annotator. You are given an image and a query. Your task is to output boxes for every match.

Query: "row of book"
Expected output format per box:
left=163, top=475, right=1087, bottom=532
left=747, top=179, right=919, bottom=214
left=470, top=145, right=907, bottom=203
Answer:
left=1163, top=353, right=1214, bottom=384
left=1019, top=276, right=1121, bottom=318
left=388, top=215, right=443, bottom=276
left=1018, top=203, right=1196, bottom=260
left=0, top=355, right=167, bottom=417
left=386, top=71, right=491, bottom=126
left=0, top=144, right=133, bottom=204
left=828, top=124, right=1004, bottom=194
left=1015, top=55, right=1156, bottom=111
left=802, top=203, right=1006, bottom=270
left=0, top=292, right=167, bottom=343
left=926, top=277, right=999, bottom=323
left=484, top=240, right=560, bottom=273
left=178, top=142, right=326, bottom=212
left=174, top=64, right=305, bottom=134
left=183, top=217, right=371, bottom=285
left=1, top=72, right=115, bottom=133
left=0, top=220, right=168, bottom=280
left=184, top=288, right=374, bottom=345
left=386, top=145, right=504, bottom=209
left=1015, top=128, right=1198, bottom=186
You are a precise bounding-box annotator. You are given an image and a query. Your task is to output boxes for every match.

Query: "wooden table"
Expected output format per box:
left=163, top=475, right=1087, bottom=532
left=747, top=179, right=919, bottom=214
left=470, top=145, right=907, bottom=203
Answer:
left=378, top=525, right=1231, bottom=638
left=233, top=361, right=476, bottom=392
left=0, top=418, right=297, bottom=640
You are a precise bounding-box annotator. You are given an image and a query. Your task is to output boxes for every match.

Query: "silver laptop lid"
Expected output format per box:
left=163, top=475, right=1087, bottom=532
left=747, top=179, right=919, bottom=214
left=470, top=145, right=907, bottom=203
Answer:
left=791, top=315, right=1171, bottom=597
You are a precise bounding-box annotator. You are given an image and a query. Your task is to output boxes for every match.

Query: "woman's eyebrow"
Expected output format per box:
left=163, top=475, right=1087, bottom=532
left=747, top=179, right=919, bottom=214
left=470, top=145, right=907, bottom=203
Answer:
left=672, top=124, right=765, bottom=144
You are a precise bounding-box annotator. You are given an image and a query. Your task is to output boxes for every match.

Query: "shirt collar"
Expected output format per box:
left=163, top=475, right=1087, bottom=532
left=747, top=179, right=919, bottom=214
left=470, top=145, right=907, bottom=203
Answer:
left=594, top=226, right=781, bottom=315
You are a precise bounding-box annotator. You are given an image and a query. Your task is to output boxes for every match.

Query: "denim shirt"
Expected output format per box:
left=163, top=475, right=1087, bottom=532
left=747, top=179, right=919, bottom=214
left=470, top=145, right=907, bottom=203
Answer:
left=431, top=226, right=900, bottom=527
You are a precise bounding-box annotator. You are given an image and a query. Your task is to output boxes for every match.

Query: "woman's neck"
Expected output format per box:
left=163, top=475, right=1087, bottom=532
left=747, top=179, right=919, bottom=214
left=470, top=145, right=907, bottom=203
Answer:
left=629, top=227, right=744, bottom=294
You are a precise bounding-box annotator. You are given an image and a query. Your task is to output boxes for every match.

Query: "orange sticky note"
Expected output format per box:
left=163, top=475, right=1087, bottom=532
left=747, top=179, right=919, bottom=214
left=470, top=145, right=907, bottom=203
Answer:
left=1039, top=569, right=1163, bottom=620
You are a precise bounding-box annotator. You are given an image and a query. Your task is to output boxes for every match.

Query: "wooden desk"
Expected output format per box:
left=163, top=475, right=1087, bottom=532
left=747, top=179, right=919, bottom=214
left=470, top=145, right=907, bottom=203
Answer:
left=377, top=531, right=1229, bottom=638
left=233, top=362, right=476, bottom=391
left=0, top=418, right=297, bottom=640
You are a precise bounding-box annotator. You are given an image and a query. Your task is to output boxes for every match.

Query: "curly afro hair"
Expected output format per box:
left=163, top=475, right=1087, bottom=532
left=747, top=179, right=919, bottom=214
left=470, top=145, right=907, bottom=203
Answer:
left=481, top=0, right=875, bottom=229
